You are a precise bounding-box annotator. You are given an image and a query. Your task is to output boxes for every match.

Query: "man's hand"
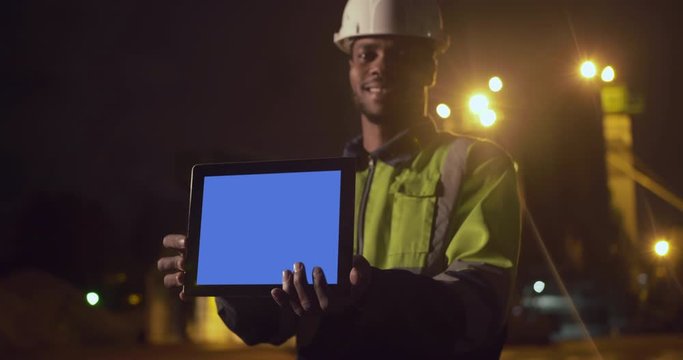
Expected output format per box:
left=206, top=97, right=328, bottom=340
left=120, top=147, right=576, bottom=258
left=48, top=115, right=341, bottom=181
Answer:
left=157, top=234, right=188, bottom=301
left=271, top=255, right=372, bottom=316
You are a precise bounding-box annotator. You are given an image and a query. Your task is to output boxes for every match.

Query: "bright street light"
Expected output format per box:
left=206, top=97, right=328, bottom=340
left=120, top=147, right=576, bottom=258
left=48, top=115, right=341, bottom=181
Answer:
left=533, top=281, right=545, bottom=294
left=488, top=76, right=503, bottom=92
left=479, top=109, right=497, bottom=127
left=468, top=94, right=490, bottom=114
left=86, top=292, right=100, bottom=306
left=654, top=239, right=670, bottom=257
left=436, top=103, right=451, bottom=119
left=601, top=66, right=616, bottom=82
left=580, top=61, right=597, bottom=79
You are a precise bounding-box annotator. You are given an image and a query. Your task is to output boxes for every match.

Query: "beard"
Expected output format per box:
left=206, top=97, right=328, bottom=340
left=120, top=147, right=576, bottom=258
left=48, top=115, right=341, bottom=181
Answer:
left=354, top=100, right=383, bottom=125
left=351, top=90, right=397, bottom=125
left=350, top=84, right=427, bottom=127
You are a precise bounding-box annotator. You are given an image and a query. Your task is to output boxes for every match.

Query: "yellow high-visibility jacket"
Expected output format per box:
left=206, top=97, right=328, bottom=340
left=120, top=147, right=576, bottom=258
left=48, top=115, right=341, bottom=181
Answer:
left=350, top=122, right=520, bottom=274
left=334, top=120, right=521, bottom=355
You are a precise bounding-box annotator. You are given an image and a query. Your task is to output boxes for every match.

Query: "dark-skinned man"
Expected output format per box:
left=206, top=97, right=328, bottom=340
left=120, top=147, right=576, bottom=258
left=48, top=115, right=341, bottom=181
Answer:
left=158, top=0, right=521, bottom=358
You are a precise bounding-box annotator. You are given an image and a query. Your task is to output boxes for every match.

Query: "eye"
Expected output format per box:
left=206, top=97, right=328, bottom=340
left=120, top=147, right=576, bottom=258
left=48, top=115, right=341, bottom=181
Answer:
left=356, top=50, right=377, bottom=63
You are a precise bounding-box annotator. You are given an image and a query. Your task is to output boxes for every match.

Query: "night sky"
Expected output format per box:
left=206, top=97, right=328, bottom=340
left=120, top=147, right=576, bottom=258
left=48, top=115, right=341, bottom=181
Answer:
left=3, top=0, right=682, bottom=294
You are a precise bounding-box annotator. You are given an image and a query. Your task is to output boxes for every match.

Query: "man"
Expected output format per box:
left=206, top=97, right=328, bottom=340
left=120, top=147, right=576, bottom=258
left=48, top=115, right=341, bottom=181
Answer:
left=158, top=0, right=520, bottom=358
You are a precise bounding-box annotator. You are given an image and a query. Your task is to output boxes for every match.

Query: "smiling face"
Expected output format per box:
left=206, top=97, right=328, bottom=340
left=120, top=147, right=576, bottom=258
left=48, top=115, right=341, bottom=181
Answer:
left=349, top=36, right=436, bottom=126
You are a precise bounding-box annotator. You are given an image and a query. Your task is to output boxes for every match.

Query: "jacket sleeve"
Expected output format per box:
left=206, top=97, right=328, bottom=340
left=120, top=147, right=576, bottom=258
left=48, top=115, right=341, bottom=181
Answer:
left=215, top=296, right=296, bottom=346
left=346, top=140, right=521, bottom=356
left=435, top=140, right=521, bottom=352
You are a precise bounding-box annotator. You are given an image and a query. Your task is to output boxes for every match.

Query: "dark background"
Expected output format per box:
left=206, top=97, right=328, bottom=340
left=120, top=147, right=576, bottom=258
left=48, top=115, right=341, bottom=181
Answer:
left=2, top=0, right=682, bottom=318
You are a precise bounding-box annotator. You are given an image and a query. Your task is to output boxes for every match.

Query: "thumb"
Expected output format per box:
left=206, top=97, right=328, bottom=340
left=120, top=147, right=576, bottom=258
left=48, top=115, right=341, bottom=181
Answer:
left=350, top=255, right=371, bottom=287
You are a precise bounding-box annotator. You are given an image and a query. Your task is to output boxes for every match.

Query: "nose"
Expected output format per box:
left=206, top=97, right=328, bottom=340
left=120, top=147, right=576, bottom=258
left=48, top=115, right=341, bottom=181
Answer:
left=368, top=53, right=387, bottom=78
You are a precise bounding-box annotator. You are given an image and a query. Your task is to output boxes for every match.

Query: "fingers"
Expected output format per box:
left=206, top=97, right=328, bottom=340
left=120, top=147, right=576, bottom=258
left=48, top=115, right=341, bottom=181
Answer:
left=163, top=272, right=184, bottom=288
left=157, top=255, right=184, bottom=272
left=282, top=269, right=305, bottom=316
left=162, top=234, right=186, bottom=251
left=271, top=288, right=289, bottom=308
left=350, top=255, right=371, bottom=286
left=313, top=267, right=329, bottom=311
left=293, top=262, right=313, bottom=312
left=274, top=258, right=371, bottom=314
left=277, top=262, right=326, bottom=317
left=350, top=255, right=372, bottom=303
left=160, top=234, right=189, bottom=300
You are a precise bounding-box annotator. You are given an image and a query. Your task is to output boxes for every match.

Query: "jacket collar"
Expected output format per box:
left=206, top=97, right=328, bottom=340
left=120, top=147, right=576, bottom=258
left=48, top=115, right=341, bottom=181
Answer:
left=343, top=119, right=438, bottom=169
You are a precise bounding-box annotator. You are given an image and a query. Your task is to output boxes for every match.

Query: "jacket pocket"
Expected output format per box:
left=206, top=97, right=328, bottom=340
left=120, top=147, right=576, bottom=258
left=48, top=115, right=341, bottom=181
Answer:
left=387, top=174, right=439, bottom=268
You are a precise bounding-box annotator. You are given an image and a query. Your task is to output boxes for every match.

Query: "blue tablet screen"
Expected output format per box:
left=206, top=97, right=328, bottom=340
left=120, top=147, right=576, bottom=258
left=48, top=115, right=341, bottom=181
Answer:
left=196, top=170, right=341, bottom=285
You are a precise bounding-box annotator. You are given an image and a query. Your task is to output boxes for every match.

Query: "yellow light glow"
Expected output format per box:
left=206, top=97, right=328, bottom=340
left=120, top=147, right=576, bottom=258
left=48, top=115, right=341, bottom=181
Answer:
left=468, top=94, right=490, bottom=114
left=86, top=292, right=100, bottom=306
left=601, top=66, right=615, bottom=82
left=488, top=76, right=503, bottom=92
left=436, top=103, right=451, bottom=119
left=128, top=293, right=142, bottom=306
left=580, top=61, right=597, bottom=79
left=654, top=240, right=670, bottom=257
left=479, top=109, right=497, bottom=127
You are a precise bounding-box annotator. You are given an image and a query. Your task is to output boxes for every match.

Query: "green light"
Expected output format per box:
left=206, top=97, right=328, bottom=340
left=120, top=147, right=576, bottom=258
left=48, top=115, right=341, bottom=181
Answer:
left=86, top=292, right=100, bottom=306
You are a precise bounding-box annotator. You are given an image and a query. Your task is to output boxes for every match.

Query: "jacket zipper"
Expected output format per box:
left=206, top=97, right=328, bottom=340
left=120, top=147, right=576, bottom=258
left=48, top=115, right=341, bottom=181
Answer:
left=356, top=155, right=376, bottom=256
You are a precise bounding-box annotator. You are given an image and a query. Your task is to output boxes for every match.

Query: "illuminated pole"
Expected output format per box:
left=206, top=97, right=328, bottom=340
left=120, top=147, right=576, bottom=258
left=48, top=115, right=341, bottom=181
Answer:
left=600, top=78, right=639, bottom=246
left=595, top=63, right=647, bottom=304
left=188, top=297, right=247, bottom=347
left=584, top=61, right=638, bottom=245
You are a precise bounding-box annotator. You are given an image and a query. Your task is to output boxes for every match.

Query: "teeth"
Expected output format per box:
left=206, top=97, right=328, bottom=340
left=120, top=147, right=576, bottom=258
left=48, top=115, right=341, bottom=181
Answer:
left=368, top=88, right=381, bottom=93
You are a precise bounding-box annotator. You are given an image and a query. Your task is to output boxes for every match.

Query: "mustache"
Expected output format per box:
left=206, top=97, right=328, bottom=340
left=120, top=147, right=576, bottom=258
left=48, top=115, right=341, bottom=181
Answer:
left=361, top=74, right=389, bottom=88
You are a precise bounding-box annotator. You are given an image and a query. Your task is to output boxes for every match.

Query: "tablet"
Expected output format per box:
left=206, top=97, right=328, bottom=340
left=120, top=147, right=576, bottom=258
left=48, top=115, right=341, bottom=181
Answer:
left=183, top=157, right=356, bottom=297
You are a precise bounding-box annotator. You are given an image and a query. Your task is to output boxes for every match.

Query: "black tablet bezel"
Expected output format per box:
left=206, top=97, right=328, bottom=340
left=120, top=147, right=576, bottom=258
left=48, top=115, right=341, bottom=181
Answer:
left=183, top=157, right=355, bottom=298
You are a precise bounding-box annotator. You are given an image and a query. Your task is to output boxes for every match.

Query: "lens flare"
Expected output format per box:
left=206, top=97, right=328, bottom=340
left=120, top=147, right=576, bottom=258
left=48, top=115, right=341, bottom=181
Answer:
left=436, top=103, right=451, bottom=119
left=489, top=76, right=503, bottom=92
left=601, top=66, right=615, bottom=82
left=654, top=240, right=670, bottom=257
left=479, top=109, right=497, bottom=127
left=469, top=94, right=490, bottom=114
left=580, top=61, right=597, bottom=79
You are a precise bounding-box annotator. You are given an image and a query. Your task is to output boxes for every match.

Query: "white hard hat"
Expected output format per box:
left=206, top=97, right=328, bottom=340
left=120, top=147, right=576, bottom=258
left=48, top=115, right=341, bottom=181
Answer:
left=333, top=0, right=449, bottom=54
